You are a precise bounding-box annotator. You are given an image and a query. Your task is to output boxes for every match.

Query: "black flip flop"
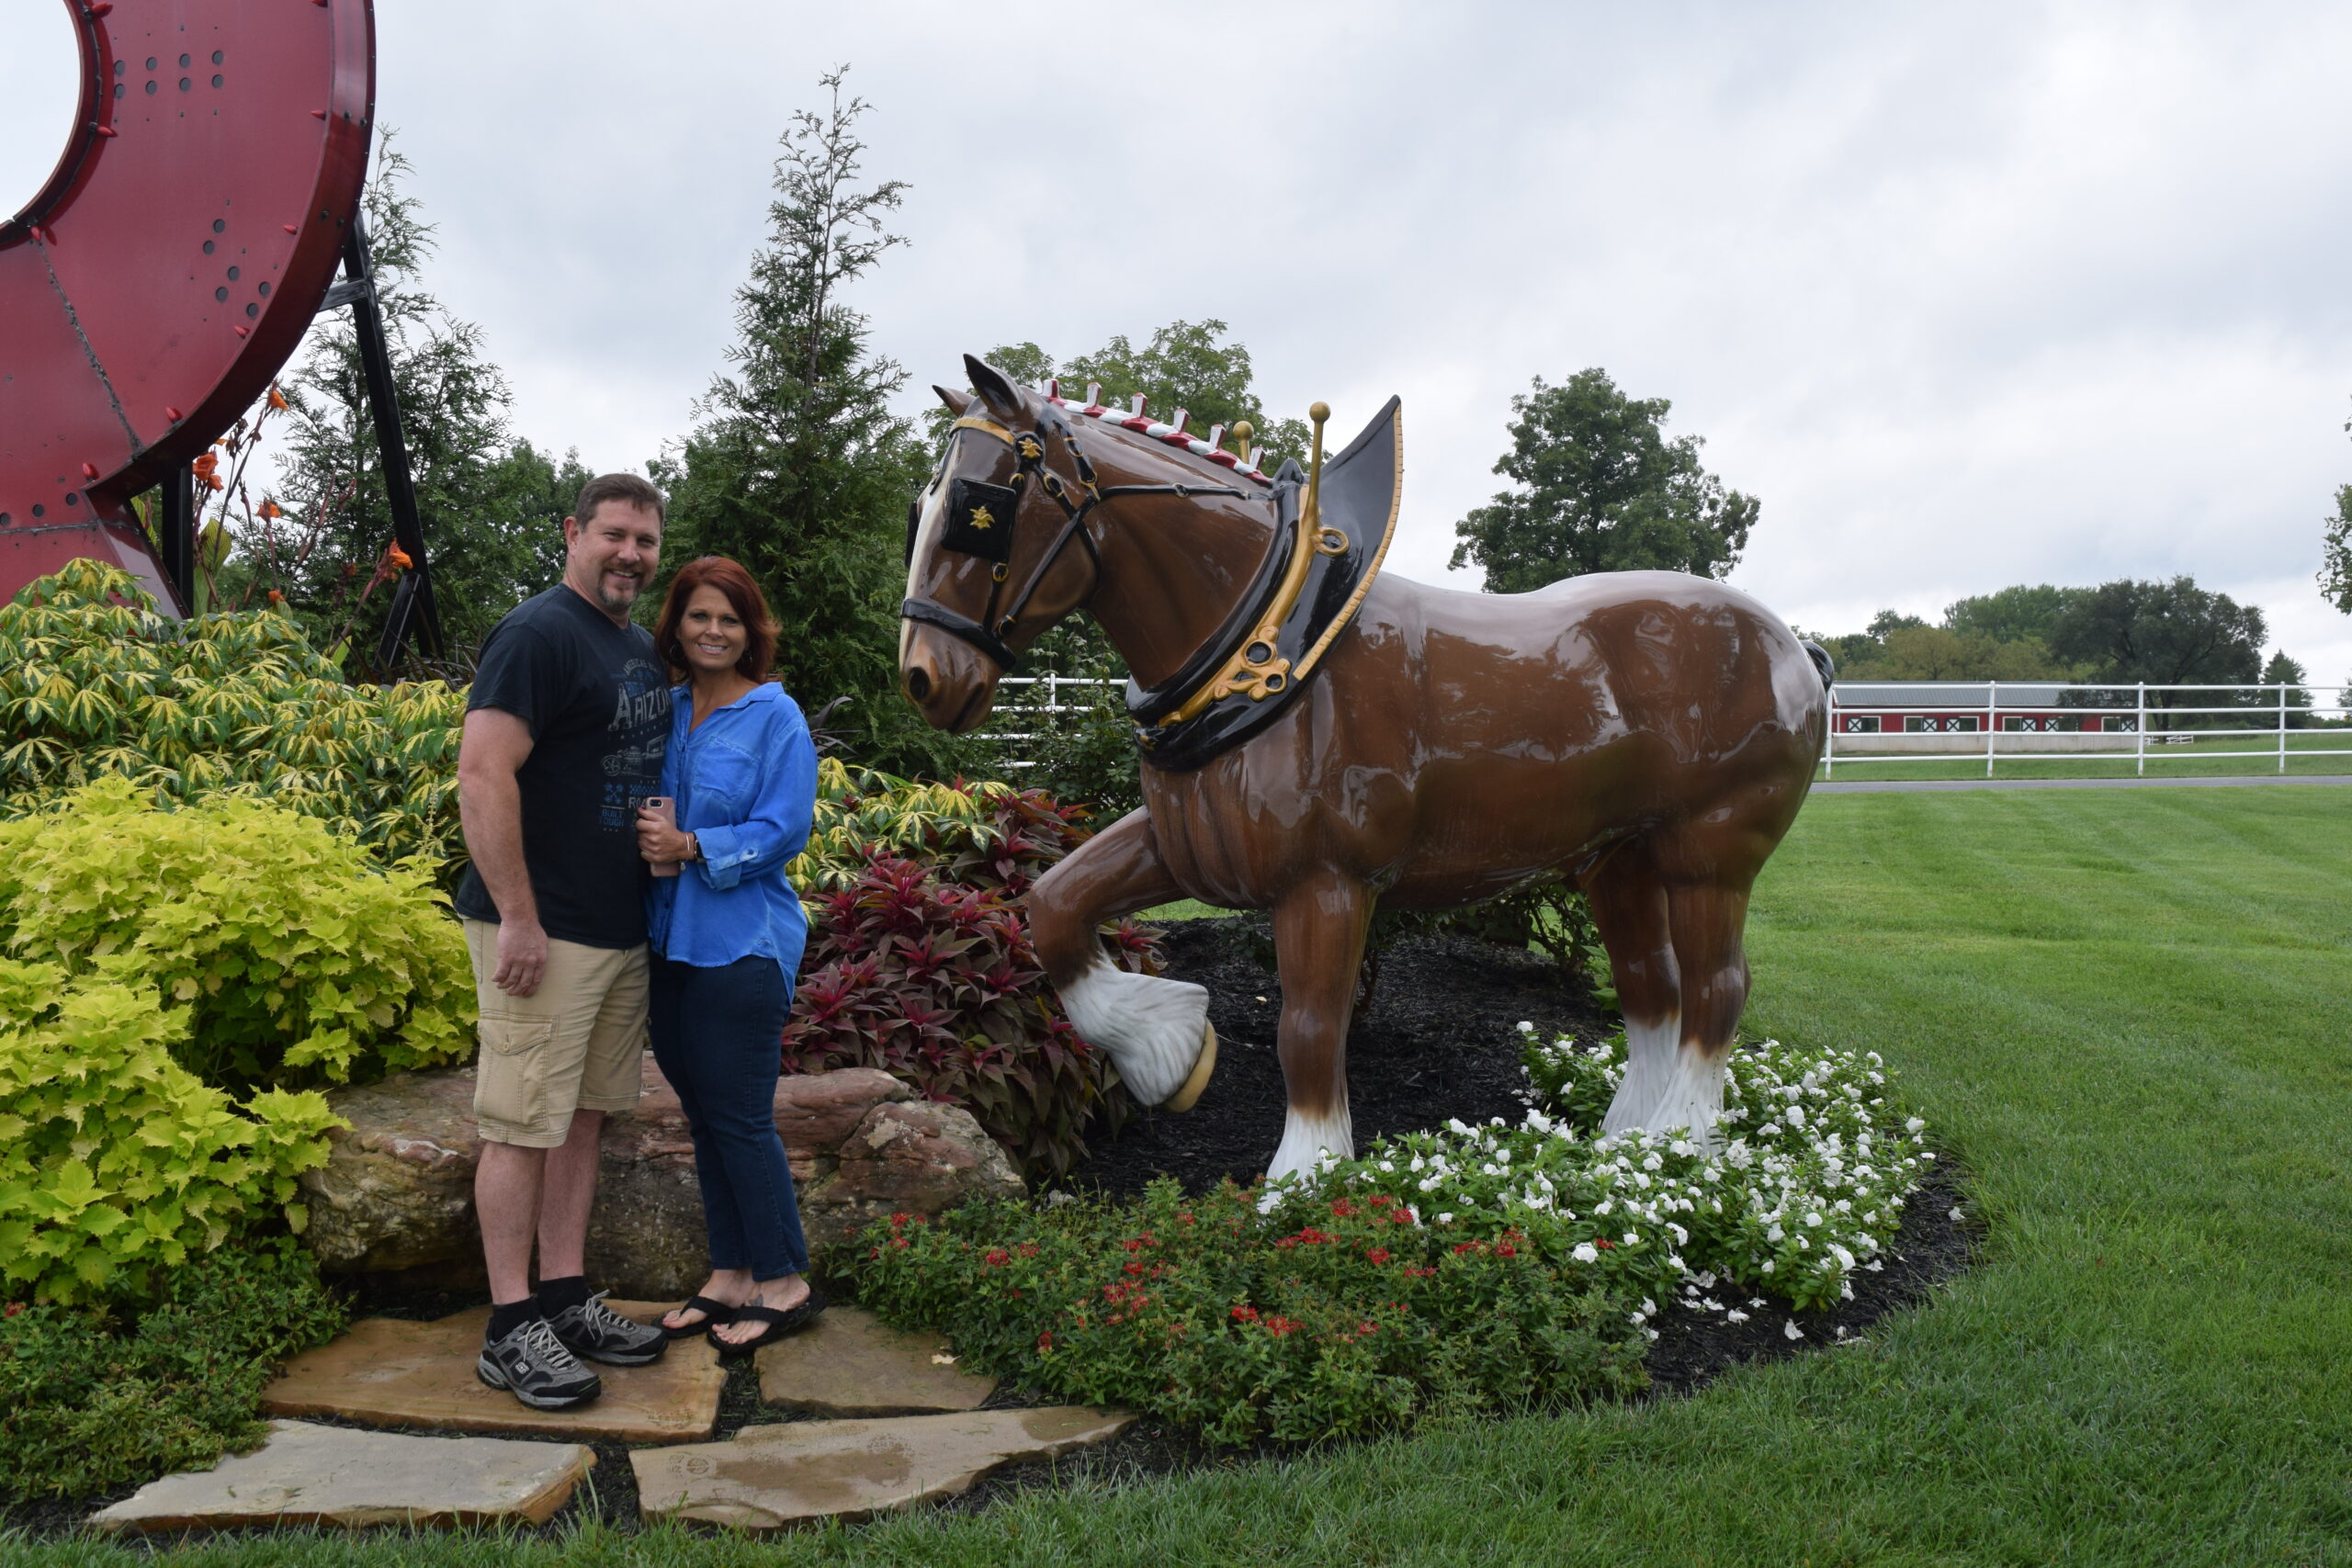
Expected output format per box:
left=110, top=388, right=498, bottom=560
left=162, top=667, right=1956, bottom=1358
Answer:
left=660, top=1294, right=739, bottom=1339
left=707, top=1286, right=827, bottom=1358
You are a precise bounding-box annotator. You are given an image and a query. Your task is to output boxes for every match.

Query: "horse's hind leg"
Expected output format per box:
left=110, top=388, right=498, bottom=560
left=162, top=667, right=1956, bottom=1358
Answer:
left=1265, top=870, right=1375, bottom=1186
left=1650, top=873, right=1756, bottom=1146
left=1028, top=807, right=1218, bottom=1111
left=1577, top=841, right=1682, bottom=1136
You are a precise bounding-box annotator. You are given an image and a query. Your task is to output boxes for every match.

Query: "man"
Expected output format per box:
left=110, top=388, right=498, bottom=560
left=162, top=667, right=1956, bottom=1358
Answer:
left=453, top=472, right=674, bottom=1408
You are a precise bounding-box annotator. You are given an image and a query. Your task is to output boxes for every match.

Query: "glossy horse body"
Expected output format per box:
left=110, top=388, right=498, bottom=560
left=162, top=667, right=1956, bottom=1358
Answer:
left=901, top=359, right=1826, bottom=1184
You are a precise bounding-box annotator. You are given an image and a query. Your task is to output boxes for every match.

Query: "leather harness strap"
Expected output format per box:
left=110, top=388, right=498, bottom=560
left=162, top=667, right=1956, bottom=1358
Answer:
left=901, top=403, right=1258, bottom=675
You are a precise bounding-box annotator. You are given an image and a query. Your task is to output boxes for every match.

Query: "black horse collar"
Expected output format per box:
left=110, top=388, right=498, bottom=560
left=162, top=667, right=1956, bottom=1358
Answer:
left=1129, top=396, right=1404, bottom=772
left=901, top=391, right=1403, bottom=773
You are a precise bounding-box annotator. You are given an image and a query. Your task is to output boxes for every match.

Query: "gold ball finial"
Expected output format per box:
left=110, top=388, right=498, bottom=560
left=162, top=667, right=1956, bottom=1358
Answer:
left=1232, top=420, right=1252, bottom=441
left=1309, top=401, right=1329, bottom=423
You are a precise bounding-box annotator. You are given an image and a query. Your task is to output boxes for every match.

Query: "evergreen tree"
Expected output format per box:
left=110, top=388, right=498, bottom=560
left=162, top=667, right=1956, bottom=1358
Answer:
left=2261, top=650, right=2314, bottom=728
left=656, top=69, right=972, bottom=777
left=254, top=141, right=589, bottom=662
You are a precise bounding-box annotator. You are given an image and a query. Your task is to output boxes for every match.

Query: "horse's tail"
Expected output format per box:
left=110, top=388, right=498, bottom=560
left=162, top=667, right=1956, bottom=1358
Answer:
left=1801, top=639, right=1836, bottom=689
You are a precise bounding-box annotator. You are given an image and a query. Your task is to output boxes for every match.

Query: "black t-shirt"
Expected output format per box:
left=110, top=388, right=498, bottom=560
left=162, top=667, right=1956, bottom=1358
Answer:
left=453, top=585, right=672, bottom=948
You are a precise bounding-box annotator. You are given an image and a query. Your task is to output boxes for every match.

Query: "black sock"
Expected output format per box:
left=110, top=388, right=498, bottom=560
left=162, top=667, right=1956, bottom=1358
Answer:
left=486, top=1298, right=543, bottom=1343
left=536, top=1274, right=592, bottom=1314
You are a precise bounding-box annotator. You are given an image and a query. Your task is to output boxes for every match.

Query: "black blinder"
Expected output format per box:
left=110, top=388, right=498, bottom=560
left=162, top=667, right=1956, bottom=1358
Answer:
left=942, top=477, right=1017, bottom=563
left=904, top=497, right=922, bottom=565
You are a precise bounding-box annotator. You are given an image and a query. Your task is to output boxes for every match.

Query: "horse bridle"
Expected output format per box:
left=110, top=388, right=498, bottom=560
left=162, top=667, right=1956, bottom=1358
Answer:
left=899, top=400, right=1263, bottom=673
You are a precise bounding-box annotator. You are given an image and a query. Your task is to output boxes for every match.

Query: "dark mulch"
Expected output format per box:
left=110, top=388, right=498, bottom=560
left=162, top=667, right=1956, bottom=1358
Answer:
left=3, top=919, right=1974, bottom=1540
left=1069, top=916, right=1617, bottom=1200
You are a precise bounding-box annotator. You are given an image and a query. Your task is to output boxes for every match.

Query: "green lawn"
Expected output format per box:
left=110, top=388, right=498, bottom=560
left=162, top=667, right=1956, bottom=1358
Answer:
left=1820, top=728, right=2352, bottom=781
left=13, top=789, right=2352, bottom=1565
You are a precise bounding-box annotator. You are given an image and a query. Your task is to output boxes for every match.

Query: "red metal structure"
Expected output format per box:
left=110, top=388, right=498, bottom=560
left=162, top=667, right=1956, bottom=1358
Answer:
left=0, top=0, right=371, bottom=612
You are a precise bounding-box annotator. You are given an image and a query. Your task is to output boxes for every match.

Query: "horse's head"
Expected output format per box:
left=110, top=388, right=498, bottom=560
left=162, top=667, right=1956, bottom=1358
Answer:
left=898, top=355, right=1095, bottom=733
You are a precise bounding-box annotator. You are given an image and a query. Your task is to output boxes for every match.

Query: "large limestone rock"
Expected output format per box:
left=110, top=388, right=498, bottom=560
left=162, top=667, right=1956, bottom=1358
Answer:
left=631, top=1408, right=1136, bottom=1529
left=262, top=1303, right=723, bottom=1444
left=756, top=1306, right=999, bottom=1416
left=89, top=1421, right=594, bottom=1533
left=300, top=1062, right=1021, bottom=1298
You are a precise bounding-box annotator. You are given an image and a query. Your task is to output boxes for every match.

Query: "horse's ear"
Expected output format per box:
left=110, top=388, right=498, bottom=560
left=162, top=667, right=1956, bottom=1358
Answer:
left=965, top=355, right=1024, bottom=423
left=934, top=384, right=972, bottom=415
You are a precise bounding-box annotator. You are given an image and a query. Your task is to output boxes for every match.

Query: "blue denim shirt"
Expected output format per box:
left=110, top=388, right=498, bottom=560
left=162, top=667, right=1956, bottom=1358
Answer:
left=643, top=682, right=817, bottom=977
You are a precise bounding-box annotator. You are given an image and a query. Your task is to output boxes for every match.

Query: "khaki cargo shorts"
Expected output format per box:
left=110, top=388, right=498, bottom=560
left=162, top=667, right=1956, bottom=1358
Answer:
left=463, top=919, right=648, bottom=1148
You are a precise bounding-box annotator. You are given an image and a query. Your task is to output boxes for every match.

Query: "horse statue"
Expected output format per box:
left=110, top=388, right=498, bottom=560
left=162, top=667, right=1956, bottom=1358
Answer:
left=900, top=355, right=1829, bottom=1186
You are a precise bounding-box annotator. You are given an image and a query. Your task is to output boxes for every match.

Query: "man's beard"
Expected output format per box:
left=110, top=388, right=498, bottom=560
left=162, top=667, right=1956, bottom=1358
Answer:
left=594, top=571, right=640, bottom=615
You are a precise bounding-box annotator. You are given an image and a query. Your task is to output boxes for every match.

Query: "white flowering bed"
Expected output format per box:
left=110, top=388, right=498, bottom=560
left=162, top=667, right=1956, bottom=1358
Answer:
left=1272, top=1028, right=1934, bottom=1326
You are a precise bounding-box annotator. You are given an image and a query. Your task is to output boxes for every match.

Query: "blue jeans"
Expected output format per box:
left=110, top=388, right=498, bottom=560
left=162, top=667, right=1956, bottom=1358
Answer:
left=647, top=953, right=808, bottom=1281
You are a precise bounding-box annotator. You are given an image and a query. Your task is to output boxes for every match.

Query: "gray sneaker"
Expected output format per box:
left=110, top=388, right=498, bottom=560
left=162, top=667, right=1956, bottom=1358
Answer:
left=477, top=1316, right=602, bottom=1409
left=546, top=1290, right=669, bottom=1367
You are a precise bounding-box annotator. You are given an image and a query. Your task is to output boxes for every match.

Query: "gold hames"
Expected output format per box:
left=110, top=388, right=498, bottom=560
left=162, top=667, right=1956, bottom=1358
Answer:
left=1162, top=402, right=1332, bottom=725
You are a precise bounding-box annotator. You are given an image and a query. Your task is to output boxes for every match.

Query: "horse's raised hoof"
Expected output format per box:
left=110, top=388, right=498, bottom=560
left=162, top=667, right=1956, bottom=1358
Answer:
left=1161, top=1023, right=1218, bottom=1112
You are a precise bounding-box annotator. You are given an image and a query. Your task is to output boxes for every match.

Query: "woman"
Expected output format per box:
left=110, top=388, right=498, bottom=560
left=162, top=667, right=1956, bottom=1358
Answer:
left=636, top=556, right=823, bottom=1354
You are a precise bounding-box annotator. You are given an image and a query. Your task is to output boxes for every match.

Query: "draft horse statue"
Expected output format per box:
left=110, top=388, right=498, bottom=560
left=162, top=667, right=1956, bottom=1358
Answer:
left=900, top=356, right=1829, bottom=1185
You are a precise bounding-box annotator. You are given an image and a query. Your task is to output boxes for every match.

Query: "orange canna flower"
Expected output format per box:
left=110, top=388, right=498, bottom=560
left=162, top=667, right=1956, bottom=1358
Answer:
left=267, top=589, right=285, bottom=604
left=191, top=452, right=218, bottom=479
left=266, top=384, right=288, bottom=412
left=204, top=474, right=224, bottom=491
left=387, top=546, right=413, bottom=570
left=260, top=498, right=282, bottom=520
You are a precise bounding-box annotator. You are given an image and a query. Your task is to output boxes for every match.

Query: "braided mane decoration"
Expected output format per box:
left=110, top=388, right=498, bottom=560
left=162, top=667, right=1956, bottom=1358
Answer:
left=1038, top=380, right=1279, bottom=486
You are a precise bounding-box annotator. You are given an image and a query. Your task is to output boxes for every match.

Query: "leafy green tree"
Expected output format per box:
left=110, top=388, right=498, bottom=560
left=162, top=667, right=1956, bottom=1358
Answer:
left=2049, top=577, right=2267, bottom=728
left=931, top=321, right=1309, bottom=472
left=1449, top=368, right=1758, bottom=592
left=254, top=141, right=587, bottom=662
left=922, top=321, right=1317, bottom=812
left=1943, top=584, right=2086, bottom=645
left=1812, top=597, right=2090, bottom=682
left=1841, top=626, right=2072, bottom=682
left=2318, top=402, right=2352, bottom=614
left=655, top=70, right=976, bottom=778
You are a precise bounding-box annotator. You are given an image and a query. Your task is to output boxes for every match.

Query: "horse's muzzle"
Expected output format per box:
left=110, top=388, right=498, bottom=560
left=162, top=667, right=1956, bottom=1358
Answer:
left=899, top=621, right=1000, bottom=735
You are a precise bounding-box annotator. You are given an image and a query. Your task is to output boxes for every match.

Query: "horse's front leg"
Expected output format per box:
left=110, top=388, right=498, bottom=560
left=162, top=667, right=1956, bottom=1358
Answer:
left=1027, top=807, right=1218, bottom=1111
left=1265, top=870, right=1375, bottom=1187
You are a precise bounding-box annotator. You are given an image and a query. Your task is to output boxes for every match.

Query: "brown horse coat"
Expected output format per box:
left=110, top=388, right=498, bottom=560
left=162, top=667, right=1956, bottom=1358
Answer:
left=902, top=364, right=1825, bottom=1183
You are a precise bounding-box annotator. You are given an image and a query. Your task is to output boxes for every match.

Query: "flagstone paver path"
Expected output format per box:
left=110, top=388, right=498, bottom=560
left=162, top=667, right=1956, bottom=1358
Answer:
left=89, top=1421, right=594, bottom=1534
left=756, top=1306, right=999, bottom=1416
left=261, top=1302, right=725, bottom=1443
left=632, top=1408, right=1136, bottom=1529
left=112, top=1300, right=1135, bottom=1533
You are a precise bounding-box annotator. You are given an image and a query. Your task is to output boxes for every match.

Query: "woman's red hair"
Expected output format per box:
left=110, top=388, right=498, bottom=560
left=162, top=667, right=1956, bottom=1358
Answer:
left=653, top=556, right=778, bottom=682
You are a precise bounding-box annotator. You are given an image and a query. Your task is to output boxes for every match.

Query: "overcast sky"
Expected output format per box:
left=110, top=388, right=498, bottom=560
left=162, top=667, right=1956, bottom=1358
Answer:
left=10, top=1, right=2351, bottom=678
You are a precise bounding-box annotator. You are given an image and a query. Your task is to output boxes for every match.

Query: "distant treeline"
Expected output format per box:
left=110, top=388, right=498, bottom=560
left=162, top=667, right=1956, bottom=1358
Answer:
left=1802, top=578, right=2318, bottom=724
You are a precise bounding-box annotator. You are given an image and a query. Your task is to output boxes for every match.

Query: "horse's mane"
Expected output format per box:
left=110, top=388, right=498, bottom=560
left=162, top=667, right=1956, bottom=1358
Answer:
left=1033, top=381, right=1281, bottom=491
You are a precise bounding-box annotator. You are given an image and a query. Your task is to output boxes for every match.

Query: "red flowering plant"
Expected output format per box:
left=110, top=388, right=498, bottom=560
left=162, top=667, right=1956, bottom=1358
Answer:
left=781, top=841, right=1162, bottom=1180
left=843, top=1178, right=1648, bottom=1446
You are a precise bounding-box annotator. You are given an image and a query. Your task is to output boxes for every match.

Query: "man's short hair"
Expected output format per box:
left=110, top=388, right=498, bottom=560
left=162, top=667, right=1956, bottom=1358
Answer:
left=571, top=473, right=665, bottom=529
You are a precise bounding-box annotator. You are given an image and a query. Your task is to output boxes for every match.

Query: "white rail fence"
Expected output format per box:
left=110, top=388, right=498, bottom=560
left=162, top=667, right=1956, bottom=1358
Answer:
left=980, top=677, right=2351, bottom=778
left=975, top=675, right=1124, bottom=767
left=1825, top=682, right=2350, bottom=778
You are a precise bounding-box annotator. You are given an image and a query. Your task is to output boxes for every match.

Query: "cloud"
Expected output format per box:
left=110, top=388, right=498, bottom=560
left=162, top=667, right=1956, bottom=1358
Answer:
left=14, top=1, right=2349, bottom=671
